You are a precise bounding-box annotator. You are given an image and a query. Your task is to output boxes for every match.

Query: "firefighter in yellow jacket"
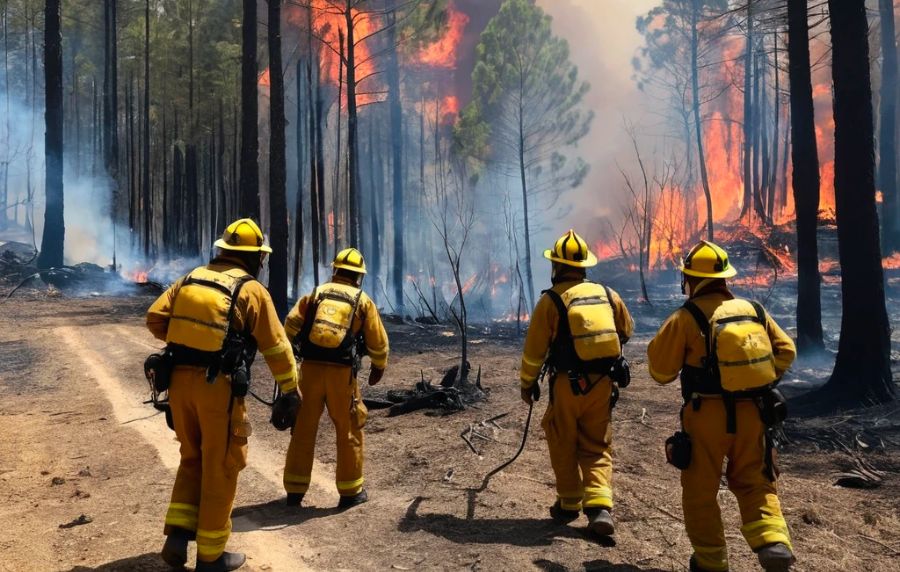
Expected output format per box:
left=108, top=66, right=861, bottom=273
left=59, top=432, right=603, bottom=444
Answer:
left=519, top=230, right=634, bottom=536
left=282, top=247, right=389, bottom=509
left=648, top=241, right=797, bottom=572
left=146, top=219, right=300, bottom=572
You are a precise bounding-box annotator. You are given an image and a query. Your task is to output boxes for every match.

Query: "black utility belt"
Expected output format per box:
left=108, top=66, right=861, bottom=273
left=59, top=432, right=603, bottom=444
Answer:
left=167, top=344, right=219, bottom=367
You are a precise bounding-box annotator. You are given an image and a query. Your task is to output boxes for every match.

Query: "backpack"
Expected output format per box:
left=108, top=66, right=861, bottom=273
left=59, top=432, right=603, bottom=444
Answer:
left=681, top=298, right=778, bottom=393
left=545, top=282, right=622, bottom=375
left=296, top=286, right=363, bottom=366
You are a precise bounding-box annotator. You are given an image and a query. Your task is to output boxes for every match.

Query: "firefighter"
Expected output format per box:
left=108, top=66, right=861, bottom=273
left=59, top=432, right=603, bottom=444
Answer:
left=519, top=230, right=634, bottom=536
left=647, top=240, right=797, bottom=572
left=146, top=218, right=300, bottom=572
left=282, top=247, right=389, bottom=509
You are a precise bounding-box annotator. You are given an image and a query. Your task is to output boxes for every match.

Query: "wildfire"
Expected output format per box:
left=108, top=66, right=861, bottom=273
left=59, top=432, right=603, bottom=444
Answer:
left=122, top=268, right=150, bottom=283
left=413, top=5, right=469, bottom=69
left=884, top=252, right=900, bottom=270
left=258, top=68, right=271, bottom=88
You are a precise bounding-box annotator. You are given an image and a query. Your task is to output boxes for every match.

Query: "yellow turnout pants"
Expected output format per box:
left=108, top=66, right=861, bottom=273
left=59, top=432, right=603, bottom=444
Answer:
left=283, top=361, right=368, bottom=497
left=164, top=367, right=250, bottom=563
left=682, top=398, right=792, bottom=572
left=541, top=374, right=614, bottom=511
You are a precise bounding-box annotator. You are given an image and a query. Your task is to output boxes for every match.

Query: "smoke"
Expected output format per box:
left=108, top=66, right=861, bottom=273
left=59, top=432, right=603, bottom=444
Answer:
left=0, top=96, right=145, bottom=273
left=530, top=0, right=660, bottom=256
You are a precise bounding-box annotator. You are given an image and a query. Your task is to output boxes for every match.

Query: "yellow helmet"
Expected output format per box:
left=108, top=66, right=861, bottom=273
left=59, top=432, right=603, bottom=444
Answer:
left=680, top=240, right=737, bottom=278
left=213, top=218, right=273, bottom=253
left=333, top=247, right=367, bottom=274
left=543, top=229, right=598, bottom=268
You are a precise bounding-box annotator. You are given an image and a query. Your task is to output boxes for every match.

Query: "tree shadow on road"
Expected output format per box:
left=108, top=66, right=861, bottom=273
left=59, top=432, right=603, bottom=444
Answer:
left=398, top=496, right=613, bottom=548
left=231, top=498, right=340, bottom=532
left=533, top=558, right=671, bottom=572
left=65, top=552, right=169, bottom=571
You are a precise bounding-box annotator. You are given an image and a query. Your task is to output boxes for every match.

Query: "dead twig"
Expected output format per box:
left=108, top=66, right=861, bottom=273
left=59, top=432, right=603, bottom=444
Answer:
left=856, top=534, right=900, bottom=556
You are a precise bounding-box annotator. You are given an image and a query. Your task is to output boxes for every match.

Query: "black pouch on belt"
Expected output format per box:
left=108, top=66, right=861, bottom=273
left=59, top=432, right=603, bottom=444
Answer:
left=144, top=352, right=172, bottom=393
left=230, top=368, right=250, bottom=398
left=665, top=431, right=692, bottom=470
left=758, top=387, right=788, bottom=427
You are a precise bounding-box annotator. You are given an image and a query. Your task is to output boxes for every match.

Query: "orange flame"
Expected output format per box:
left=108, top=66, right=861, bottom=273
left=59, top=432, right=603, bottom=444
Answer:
left=258, top=68, right=271, bottom=88
left=414, top=6, right=469, bottom=69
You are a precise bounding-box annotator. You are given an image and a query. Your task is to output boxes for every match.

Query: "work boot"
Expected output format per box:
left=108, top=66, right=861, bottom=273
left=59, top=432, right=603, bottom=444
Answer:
left=160, top=527, right=193, bottom=569
left=337, top=489, right=368, bottom=510
left=689, top=555, right=726, bottom=572
left=584, top=507, right=615, bottom=536
left=548, top=500, right=580, bottom=524
left=195, top=552, right=246, bottom=572
left=285, top=492, right=304, bottom=507
left=756, top=543, right=795, bottom=571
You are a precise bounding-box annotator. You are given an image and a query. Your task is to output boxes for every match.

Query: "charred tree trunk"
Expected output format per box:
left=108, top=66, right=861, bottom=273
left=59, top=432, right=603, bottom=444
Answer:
left=820, top=0, right=895, bottom=405
left=293, top=59, right=306, bottom=296
left=787, top=0, right=824, bottom=353
left=386, top=7, right=404, bottom=310
left=173, top=142, right=184, bottom=254
left=879, top=0, right=899, bottom=253
left=142, top=0, right=151, bottom=258
left=314, top=50, right=326, bottom=264
left=186, top=144, right=199, bottom=256
left=268, top=0, right=289, bottom=318
left=741, top=3, right=754, bottom=221
left=239, top=0, right=259, bottom=220
left=517, top=99, right=535, bottom=309
left=769, top=31, right=780, bottom=222
left=305, top=7, right=321, bottom=286
left=127, top=77, right=136, bottom=244
left=334, top=30, right=344, bottom=252
left=162, top=106, right=169, bottom=258
left=37, top=0, right=64, bottom=269
left=344, top=1, right=360, bottom=248
left=691, top=0, right=714, bottom=240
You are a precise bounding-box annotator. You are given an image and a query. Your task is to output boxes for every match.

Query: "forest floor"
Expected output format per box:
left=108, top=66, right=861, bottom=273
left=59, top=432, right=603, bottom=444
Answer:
left=0, top=287, right=899, bottom=572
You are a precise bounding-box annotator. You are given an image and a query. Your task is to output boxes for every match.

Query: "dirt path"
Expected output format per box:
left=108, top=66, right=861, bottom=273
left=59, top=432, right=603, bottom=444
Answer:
left=1, top=294, right=899, bottom=572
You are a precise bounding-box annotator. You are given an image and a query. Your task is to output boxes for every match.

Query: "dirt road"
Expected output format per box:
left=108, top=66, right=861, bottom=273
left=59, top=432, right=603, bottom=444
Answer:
left=1, top=294, right=898, bottom=571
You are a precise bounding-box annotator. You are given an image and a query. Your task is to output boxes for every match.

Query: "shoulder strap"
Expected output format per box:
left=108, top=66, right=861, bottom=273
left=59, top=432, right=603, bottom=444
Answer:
left=749, top=300, right=766, bottom=324
left=544, top=289, right=571, bottom=339
left=224, top=274, right=255, bottom=342
left=681, top=300, right=711, bottom=358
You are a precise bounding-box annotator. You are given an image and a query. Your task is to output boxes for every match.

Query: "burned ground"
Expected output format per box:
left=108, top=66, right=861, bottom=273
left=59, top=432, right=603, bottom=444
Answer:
left=0, top=286, right=898, bottom=572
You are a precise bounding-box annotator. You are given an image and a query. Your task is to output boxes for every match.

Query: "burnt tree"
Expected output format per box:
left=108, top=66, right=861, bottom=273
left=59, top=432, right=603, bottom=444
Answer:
left=240, top=0, right=259, bottom=220
left=386, top=6, right=404, bottom=310
left=787, top=0, right=824, bottom=354
left=879, top=0, right=899, bottom=253
left=268, top=0, right=289, bottom=318
left=691, top=0, right=714, bottom=240
left=142, top=0, right=151, bottom=258
left=37, top=0, right=64, bottom=269
left=820, top=0, right=895, bottom=405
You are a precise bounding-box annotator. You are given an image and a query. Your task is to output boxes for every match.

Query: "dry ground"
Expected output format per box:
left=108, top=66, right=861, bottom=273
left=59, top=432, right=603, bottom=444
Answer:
left=0, top=292, right=898, bottom=572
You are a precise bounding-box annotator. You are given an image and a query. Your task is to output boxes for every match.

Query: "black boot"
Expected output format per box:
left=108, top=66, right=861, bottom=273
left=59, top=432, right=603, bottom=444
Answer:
left=160, top=527, right=194, bottom=569
left=756, top=543, right=795, bottom=571
left=337, top=489, right=368, bottom=510
left=583, top=507, right=615, bottom=536
left=286, top=492, right=304, bottom=507
left=195, top=551, right=246, bottom=572
left=549, top=500, right=580, bottom=524
left=689, top=555, right=727, bottom=572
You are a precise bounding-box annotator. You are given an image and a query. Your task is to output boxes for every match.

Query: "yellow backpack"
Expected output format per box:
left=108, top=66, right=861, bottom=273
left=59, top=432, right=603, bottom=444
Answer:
left=166, top=267, right=253, bottom=353
left=545, top=282, right=621, bottom=373
left=297, top=285, right=363, bottom=365
left=682, top=298, right=777, bottom=393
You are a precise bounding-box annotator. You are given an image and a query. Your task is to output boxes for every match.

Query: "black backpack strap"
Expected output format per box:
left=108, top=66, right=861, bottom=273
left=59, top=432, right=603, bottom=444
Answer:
left=749, top=300, right=766, bottom=324
left=681, top=301, right=711, bottom=358
left=545, top=289, right=571, bottom=339
left=295, top=286, right=321, bottom=347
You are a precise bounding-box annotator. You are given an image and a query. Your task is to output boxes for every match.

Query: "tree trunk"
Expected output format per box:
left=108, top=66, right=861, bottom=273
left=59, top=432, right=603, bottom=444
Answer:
left=517, top=94, right=536, bottom=309
left=268, top=0, right=289, bottom=318
left=787, top=0, right=824, bottom=353
left=142, top=0, right=151, bottom=258
left=691, top=0, right=714, bottom=240
left=386, top=6, right=404, bottom=311
left=37, top=0, right=65, bottom=269
left=741, top=3, right=754, bottom=220
left=769, top=31, right=780, bottom=222
left=239, top=0, right=259, bottom=219
left=334, top=29, right=344, bottom=253
left=344, top=2, right=360, bottom=247
left=173, top=142, right=184, bottom=254
left=879, top=0, right=899, bottom=252
left=305, top=8, right=321, bottom=286
left=821, top=0, right=896, bottom=405
left=293, top=59, right=306, bottom=296
left=186, top=144, right=199, bottom=256
left=314, top=49, right=327, bottom=265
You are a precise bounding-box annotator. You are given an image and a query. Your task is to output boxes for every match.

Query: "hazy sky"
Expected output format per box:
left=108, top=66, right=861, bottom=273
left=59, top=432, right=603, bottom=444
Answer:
left=536, top=0, right=662, bottom=226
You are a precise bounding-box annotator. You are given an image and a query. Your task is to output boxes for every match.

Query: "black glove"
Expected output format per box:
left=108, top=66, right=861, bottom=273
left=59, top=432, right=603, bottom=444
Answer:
left=610, top=356, right=631, bottom=388
left=368, top=367, right=385, bottom=386
left=270, top=391, right=301, bottom=431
